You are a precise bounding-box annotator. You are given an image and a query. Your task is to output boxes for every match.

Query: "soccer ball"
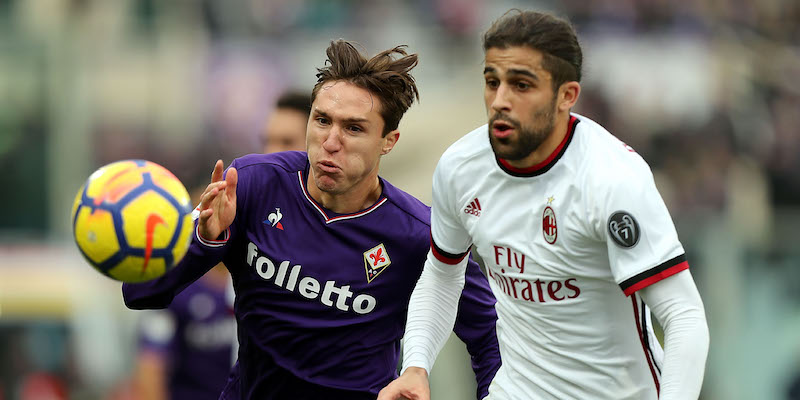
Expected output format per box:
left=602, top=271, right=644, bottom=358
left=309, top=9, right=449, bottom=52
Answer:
left=71, top=160, right=194, bottom=283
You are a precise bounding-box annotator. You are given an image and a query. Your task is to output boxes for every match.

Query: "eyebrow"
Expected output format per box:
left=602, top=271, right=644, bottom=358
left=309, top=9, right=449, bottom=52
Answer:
left=483, top=66, right=540, bottom=81
left=313, top=109, right=370, bottom=124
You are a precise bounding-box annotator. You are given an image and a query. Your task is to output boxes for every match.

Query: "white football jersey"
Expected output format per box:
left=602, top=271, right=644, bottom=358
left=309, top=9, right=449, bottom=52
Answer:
left=430, top=114, right=688, bottom=399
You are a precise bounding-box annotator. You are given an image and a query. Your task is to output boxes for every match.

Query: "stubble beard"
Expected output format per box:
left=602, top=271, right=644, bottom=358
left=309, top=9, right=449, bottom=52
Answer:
left=489, top=97, right=557, bottom=161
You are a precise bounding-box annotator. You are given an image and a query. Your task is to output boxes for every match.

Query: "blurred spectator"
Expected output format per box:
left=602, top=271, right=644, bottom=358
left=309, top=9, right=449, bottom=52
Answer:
left=132, top=265, right=235, bottom=400
left=259, top=91, right=311, bottom=154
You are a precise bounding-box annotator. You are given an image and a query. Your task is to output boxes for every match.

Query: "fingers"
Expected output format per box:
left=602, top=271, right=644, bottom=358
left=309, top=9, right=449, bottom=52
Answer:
left=225, top=167, right=238, bottom=202
left=211, top=159, right=224, bottom=183
left=197, top=207, right=214, bottom=223
left=376, top=385, right=407, bottom=400
left=197, top=208, right=217, bottom=240
left=198, top=182, right=226, bottom=210
left=196, top=207, right=214, bottom=231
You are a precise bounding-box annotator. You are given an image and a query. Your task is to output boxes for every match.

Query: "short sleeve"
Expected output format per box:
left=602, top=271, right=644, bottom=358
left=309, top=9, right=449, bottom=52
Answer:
left=595, top=163, right=688, bottom=296
left=430, top=157, right=473, bottom=264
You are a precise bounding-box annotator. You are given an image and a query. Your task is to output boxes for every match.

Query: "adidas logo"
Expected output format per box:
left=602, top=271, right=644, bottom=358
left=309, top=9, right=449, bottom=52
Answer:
left=464, top=198, right=482, bottom=217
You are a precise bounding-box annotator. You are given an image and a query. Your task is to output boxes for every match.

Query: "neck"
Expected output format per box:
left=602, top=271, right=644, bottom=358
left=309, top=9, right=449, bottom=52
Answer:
left=306, top=172, right=383, bottom=214
left=505, top=111, right=571, bottom=170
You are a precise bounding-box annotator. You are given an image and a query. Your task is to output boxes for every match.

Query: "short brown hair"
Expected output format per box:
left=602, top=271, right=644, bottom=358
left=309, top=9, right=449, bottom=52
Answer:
left=276, top=91, right=312, bottom=117
left=483, top=10, right=582, bottom=91
left=312, top=40, right=420, bottom=136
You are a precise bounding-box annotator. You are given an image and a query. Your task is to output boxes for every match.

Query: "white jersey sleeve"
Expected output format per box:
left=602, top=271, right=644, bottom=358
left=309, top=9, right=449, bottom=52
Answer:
left=639, top=270, right=709, bottom=400
left=591, top=153, right=688, bottom=296
left=401, top=252, right=468, bottom=374
left=430, top=157, right=472, bottom=262
left=401, top=155, right=471, bottom=373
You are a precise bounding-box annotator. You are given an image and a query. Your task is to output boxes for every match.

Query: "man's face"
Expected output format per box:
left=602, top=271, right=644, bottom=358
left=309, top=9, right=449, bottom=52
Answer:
left=306, top=81, right=397, bottom=195
left=261, top=108, right=308, bottom=154
left=483, top=46, right=559, bottom=161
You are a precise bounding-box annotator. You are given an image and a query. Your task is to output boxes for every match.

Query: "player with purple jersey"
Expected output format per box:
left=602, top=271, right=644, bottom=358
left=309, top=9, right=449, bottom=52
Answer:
left=122, top=40, right=500, bottom=399
left=135, top=268, right=235, bottom=400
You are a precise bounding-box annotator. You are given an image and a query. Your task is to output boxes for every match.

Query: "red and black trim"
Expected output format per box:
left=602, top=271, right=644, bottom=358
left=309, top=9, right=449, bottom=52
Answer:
left=620, top=254, right=689, bottom=296
left=632, top=296, right=661, bottom=395
left=430, top=237, right=470, bottom=265
left=496, top=115, right=580, bottom=177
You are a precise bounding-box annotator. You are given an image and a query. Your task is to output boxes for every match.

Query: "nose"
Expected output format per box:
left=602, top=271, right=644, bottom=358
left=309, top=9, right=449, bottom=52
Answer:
left=490, top=83, right=512, bottom=114
left=321, top=126, right=343, bottom=153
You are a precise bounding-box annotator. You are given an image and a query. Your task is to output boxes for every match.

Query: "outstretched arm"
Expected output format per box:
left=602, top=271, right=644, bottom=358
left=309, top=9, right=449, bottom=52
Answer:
left=122, top=224, right=230, bottom=309
left=638, top=270, right=709, bottom=400
left=123, top=160, right=238, bottom=309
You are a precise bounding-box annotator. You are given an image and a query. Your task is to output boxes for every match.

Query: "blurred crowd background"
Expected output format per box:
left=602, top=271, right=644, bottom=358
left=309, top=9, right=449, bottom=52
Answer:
left=1, top=0, right=800, bottom=399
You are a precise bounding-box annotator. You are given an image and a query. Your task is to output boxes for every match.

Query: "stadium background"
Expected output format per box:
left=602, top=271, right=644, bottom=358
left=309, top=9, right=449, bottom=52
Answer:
left=1, top=0, right=799, bottom=399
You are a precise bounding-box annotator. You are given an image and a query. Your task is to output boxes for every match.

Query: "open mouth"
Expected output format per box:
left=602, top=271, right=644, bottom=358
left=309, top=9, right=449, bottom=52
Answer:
left=492, top=120, right=515, bottom=138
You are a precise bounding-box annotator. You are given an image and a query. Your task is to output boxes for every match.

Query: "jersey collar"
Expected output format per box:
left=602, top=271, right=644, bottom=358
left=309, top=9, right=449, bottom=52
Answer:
left=495, top=115, right=580, bottom=178
left=297, top=168, right=388, bottom=224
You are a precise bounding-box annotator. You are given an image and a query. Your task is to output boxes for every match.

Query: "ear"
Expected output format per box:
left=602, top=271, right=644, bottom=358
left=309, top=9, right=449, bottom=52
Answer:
left=381, top=130, right=400, bottom=155
left=558, top=81, right=581, bottom=112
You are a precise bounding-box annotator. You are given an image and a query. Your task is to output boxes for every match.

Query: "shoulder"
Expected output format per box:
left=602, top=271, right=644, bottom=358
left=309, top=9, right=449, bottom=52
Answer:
left=439, top=124, right=490, bottom=169
left=572, top=114, right=654, bottom=189
left=233, top=151, right=307, bottom=173
left=231, top=152, right=306, bottom=185
left=380, top=178, right=432, bottom=228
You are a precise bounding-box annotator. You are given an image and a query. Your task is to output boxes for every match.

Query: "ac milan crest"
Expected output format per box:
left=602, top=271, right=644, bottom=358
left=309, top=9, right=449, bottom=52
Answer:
left=364, top=243, right=391, bottom=283
left=608, top=211, right=640, bottom=248
left=542, top=206, right=557, bottom=244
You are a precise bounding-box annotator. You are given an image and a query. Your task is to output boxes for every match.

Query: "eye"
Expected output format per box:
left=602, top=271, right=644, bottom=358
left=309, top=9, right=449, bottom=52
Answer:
left=348, top=125, right=363, bottom=133
left=485, top=78, right=499, bottom=89
left=316, top=117, right=330, bottom=125
left=515, top=81, right=531, bottom=91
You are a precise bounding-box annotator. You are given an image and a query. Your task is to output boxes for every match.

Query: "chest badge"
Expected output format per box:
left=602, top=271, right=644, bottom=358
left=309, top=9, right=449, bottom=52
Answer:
left=264, top=208, right=284, bottom=230
left=364, top=243, right=391, bottom=283
left=542, top=196, right=557, bottom=244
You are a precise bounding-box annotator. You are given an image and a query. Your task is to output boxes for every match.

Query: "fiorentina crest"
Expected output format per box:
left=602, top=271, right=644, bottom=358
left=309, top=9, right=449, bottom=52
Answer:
left=364, top=243, right=391, bottom=283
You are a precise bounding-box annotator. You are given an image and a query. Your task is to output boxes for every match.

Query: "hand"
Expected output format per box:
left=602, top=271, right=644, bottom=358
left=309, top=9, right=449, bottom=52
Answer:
left=197, top=160, right=238, bottom=240
left=377, top=367, right=430, bottom=400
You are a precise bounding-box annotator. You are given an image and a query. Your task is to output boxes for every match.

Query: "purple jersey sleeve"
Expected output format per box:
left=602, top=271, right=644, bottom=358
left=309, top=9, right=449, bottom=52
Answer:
left=122, top=225, right=227, bottom=309
left=455, top=258, right=501, bottom=399
left=122, top=161, right=244, bottom=309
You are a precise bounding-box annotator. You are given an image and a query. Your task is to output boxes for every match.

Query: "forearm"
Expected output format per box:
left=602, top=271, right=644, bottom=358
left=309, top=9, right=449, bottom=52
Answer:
left=123, top=223, right=229, bottom=309
left=639, top=270, right=709, bottom=400
left=402, top=251, right=467, bottom=374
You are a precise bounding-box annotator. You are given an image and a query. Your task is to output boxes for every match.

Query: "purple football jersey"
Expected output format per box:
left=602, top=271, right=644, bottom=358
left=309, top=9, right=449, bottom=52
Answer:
left=124, top=152, right=500, bottom=399
left=138, top=278, right=235, bottom=400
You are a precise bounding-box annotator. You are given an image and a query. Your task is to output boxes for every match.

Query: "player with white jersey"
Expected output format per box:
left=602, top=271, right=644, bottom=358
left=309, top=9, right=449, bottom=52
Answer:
left=379, top=9, right=709, bottom=400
